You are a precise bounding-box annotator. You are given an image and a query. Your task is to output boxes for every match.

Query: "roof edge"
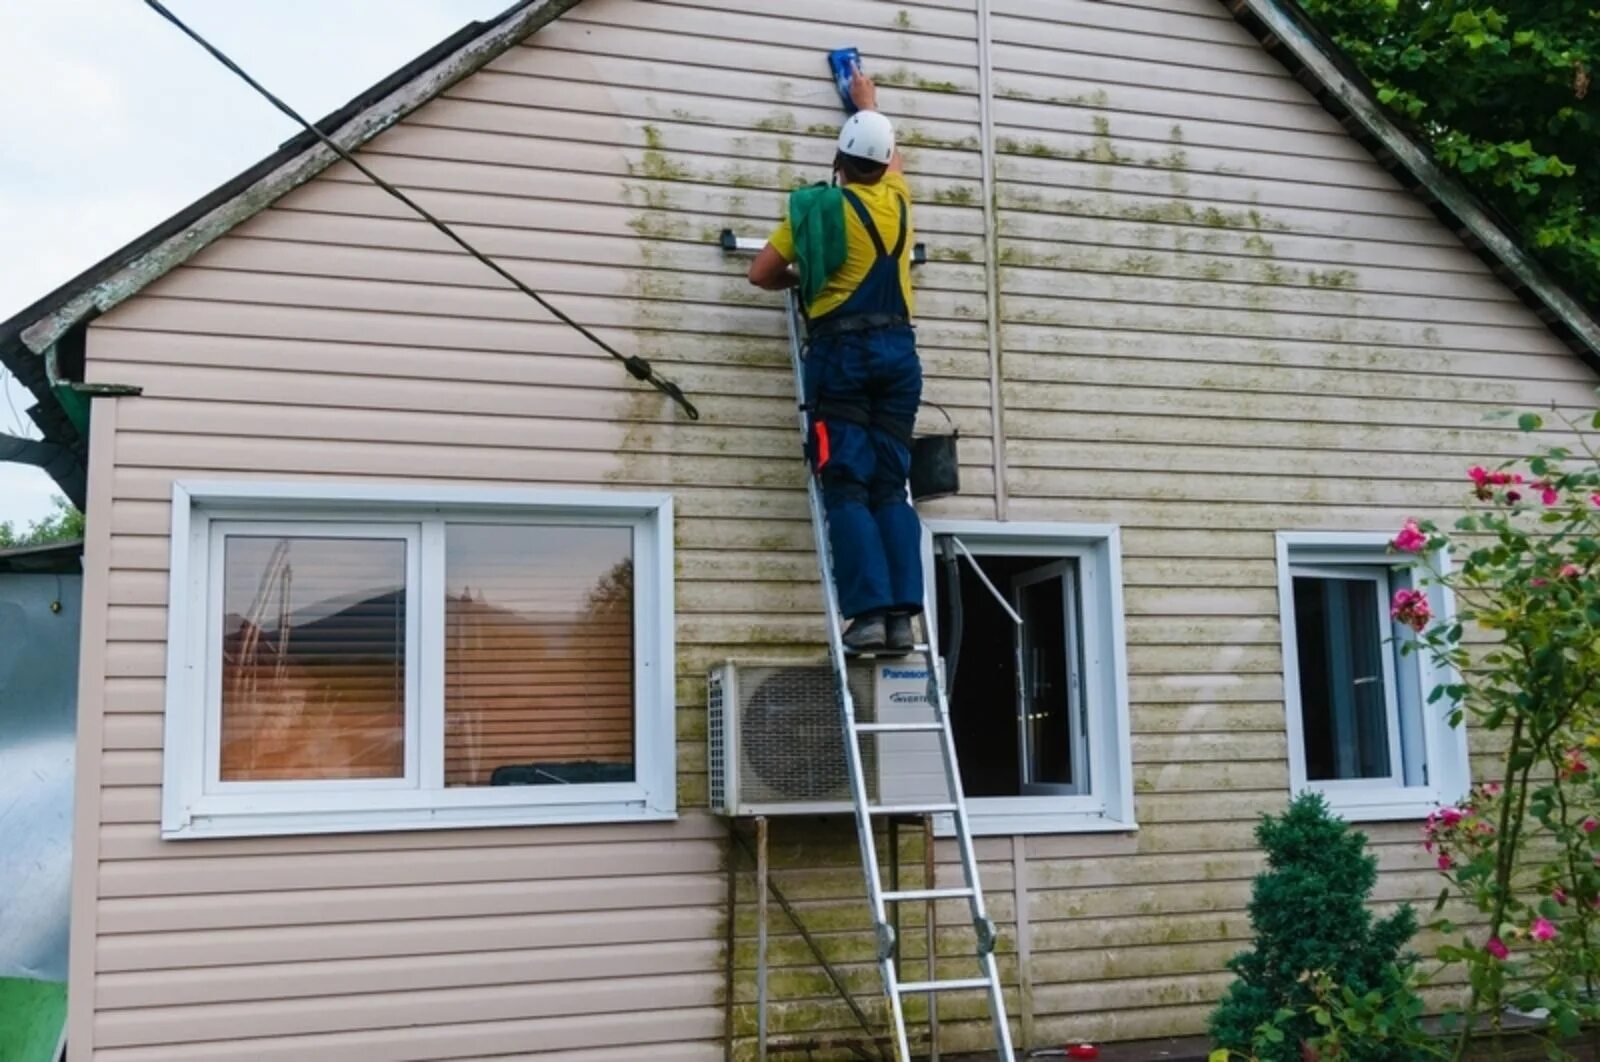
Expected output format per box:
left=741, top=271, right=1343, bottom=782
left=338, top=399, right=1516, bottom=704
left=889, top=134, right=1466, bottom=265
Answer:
left=1231, top=0, right=1600, bottom=363
left=6, top=0, right=583, bottom=360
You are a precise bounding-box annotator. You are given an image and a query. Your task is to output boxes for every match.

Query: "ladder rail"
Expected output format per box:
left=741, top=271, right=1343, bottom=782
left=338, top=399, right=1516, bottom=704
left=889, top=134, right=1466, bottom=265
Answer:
left=923, top=632, right=1016, bottom=1057
left=782, top=291, right=914, bottom=1062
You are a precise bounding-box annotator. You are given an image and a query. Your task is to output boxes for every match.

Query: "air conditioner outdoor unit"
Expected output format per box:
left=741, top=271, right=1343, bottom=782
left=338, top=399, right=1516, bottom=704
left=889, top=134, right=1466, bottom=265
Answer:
left=708, top=659, right=948, bottom=817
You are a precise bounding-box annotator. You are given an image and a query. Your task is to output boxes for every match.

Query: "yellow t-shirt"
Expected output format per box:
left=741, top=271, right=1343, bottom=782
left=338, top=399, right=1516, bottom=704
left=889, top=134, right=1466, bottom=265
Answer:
left=768, top=173, right=915, bottom=320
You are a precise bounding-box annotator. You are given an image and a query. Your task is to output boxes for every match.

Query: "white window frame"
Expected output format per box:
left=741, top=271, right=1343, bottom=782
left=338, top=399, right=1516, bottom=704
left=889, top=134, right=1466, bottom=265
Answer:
left=1276, top=532, right=1468, bottom=822
left=922, top=520, right=1135, bottom=837
left=162, top=481, right=676, bottom=839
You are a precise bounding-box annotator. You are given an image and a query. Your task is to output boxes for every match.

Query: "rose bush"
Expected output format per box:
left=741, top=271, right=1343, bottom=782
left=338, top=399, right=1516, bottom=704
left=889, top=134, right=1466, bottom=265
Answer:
left=1391, top=410, right=1600, bottom=1058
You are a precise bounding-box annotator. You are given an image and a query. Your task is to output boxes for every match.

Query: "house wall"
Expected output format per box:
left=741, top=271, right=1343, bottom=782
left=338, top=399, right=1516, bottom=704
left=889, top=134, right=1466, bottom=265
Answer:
left=69, top=0, right=1598, bottom=1058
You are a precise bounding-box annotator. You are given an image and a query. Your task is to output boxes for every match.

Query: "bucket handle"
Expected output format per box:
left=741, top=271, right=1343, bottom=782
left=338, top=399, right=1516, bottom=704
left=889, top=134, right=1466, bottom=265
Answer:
left=919, top=399, right=957, bottom=436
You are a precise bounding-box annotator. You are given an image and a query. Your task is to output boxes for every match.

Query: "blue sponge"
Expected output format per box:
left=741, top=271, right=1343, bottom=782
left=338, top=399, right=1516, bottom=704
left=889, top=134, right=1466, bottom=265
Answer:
left=828, top=47, right=861, bottom=114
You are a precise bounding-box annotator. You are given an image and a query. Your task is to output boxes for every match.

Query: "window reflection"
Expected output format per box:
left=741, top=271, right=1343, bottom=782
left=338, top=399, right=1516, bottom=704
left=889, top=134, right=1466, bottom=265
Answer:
left=220, top=536, right=406, bottom=781
left=444, top=524, right=634, bottom=787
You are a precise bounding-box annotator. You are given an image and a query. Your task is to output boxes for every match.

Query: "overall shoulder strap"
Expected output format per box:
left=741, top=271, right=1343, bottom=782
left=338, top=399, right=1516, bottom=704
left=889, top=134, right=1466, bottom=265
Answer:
left=888, top=195, right=908, bottom=259
left=840, top=188, right=890, bottom=258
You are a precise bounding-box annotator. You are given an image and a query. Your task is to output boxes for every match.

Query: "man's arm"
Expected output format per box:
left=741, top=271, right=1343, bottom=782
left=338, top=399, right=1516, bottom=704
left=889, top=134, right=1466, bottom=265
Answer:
left=850, top=67, right=903, bottom=174
left=748, top=244, right=798, bottom=290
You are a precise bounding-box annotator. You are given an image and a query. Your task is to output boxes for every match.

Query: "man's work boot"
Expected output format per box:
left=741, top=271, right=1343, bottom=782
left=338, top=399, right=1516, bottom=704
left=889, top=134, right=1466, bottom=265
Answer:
left=885, top=613, right=915, bottom=655
left=842, top=613, right=887, bottom=654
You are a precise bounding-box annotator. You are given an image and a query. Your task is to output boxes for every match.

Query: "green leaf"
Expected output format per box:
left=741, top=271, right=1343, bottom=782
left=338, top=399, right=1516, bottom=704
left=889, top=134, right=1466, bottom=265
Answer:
left=1519, top=412, right=1544, bottom=432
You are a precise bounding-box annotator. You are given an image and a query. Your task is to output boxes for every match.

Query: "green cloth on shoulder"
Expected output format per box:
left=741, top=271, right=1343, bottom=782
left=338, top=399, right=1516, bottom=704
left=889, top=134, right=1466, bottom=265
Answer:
left=786, top=183, right=847, bottom=306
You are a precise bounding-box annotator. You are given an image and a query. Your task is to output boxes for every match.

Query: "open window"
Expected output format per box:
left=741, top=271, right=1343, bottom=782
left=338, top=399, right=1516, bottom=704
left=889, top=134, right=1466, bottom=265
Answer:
left=923, top=522, right=1134, bottom=835
left=1276, top=533, right=1468, bottom=820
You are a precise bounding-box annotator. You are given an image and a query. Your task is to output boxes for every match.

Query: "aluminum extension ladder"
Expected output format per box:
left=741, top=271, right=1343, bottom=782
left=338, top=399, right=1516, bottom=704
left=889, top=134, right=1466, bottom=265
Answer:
left=723, top=231, right=1015, bottom=1062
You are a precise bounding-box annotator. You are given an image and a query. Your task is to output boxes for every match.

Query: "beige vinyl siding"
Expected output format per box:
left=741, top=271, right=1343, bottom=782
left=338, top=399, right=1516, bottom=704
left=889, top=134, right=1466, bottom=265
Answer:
left=979, top=0, right=1585, bottom=1053
left=66, top=0, right=1598, bottom=1058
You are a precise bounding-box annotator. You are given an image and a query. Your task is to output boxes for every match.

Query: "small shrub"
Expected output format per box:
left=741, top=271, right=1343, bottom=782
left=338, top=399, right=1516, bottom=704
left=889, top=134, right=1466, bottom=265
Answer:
left=1209, top=793, right=1423, bottom=1061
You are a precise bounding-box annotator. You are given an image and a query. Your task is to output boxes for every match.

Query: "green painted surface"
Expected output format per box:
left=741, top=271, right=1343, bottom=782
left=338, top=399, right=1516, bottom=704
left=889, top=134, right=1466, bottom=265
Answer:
left=0, top=978, right=67, bottom=1062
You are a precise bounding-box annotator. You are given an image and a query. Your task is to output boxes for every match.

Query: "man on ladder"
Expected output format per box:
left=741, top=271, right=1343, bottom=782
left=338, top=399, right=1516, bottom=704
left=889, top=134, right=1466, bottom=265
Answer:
left=747, top=66, right=922, bottom=656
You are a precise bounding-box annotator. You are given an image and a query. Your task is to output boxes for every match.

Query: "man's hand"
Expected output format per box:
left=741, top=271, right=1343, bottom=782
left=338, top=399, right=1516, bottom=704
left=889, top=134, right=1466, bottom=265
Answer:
left=748, top=244, right=799, bottom=291
left=849, top=65, right=878, bottom=112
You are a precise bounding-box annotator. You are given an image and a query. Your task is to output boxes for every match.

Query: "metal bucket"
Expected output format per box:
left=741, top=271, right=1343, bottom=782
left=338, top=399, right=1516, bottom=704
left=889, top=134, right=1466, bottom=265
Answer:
left=909, top=401, right=960, bottom=501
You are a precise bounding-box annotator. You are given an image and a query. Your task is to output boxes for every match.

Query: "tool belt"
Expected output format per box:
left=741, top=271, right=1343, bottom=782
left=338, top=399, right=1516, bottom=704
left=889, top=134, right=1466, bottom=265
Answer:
left=806, top=312, right=910, bottom=339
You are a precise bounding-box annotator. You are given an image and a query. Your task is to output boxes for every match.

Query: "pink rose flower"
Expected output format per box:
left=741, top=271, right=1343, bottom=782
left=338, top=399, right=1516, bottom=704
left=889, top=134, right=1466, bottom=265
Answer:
left=1506, top=488, right=1523, bottom=504
left=1591, top=493, right=1600, bottom=508
left=1393, top=518, right=1428, bottom=553
left=1583, top=818, right=1598, bottom=834
left=1531, top=577, right=1549, bottom=588
left=1553, top=887, right=1568, bottom=905
left=1561, top=564, right=1583, bottom=579
left=1531, top=917, right=1558, bottom=942
left=1483, top=782, right=1502, bottom=797
left=1437, top=853, right=1454, bottom=871
left=1537, top=482, right=1560, bottom=505
left=1563, top=748, right=1589, bottom=778
left=1468, top=466, right=1490, bottom=486
left=1486, top=937, right=1509, bottom=960
left=1391, top=588, right=1431, bottom=632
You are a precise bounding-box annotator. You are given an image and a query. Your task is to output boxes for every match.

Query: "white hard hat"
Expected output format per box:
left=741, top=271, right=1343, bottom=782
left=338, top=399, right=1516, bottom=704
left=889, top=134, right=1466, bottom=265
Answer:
left=837, top=110, right=895, bottom=165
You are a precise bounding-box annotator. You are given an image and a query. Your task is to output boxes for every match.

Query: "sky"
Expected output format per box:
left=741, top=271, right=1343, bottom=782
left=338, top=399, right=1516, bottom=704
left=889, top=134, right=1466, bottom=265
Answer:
left=0, top=0, right=514, bottom=528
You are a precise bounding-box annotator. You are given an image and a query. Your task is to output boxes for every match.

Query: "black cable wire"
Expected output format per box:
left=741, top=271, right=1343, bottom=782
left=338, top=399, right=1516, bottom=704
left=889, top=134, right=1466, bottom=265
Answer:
left=142, top=0, right=700, bottom=421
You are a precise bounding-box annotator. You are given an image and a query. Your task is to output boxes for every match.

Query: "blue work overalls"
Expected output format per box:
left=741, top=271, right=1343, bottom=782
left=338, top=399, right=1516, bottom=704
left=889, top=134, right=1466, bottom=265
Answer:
left=804, top=188, right=923, bottom=621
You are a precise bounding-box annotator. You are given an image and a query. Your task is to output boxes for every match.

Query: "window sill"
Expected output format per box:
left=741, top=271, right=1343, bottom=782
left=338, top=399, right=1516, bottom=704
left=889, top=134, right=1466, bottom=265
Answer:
left=1308, top=786, right=1450, bottom=824
left=163, top=801, right=677, bottom=840
left=937, top=805, right=1138, bottom=838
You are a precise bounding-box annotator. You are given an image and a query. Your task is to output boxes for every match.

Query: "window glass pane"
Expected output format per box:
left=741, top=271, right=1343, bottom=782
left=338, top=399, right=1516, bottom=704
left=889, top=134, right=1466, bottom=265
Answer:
left=1018, top=572, right=1077, bottom=789
left=1294, top=575, right=1393, bottom=781
left=445, top=524, right=634, bottom=787
left=220, top=536, right=407, bottom=782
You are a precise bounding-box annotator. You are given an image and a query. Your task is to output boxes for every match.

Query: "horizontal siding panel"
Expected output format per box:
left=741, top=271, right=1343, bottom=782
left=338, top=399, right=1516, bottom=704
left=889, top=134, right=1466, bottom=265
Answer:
left=96, top=1002, right=722, bottom=1060
left=96, top=985, right=723, bottom=1055
left=561, top=3, right=978, bottom=69
left=97, top=939, right=723, bottom=1009
left=997, top=184, right=1458, bottom=248
left=96, top=874, right=722, bottom=933
left=480, top=36, right=981, bottom=122
left=99, top=839, right=722, bottom=898
left=993, top=67, right=1331, bottom=135
left=988, top=17, right=1282, bottom=79
left=996, top=156, right=1432, bottom=222
left=998, top=214, right=1515, bottom=282
left=999, top=266, right=1537, bottom=331
left=98, top=905, right=723, bottom=973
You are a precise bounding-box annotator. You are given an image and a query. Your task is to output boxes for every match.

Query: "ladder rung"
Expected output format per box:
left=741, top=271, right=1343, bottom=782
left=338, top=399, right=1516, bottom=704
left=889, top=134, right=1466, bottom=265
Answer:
left=897, top=977, right=992, bottom=994
left=848, top=643, right=933, bottom=658
left=854, top=721, right=944, bottom=734
left=882, top=887, right=974, bottom=903
left=868, top=803, right=956, bottom=816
